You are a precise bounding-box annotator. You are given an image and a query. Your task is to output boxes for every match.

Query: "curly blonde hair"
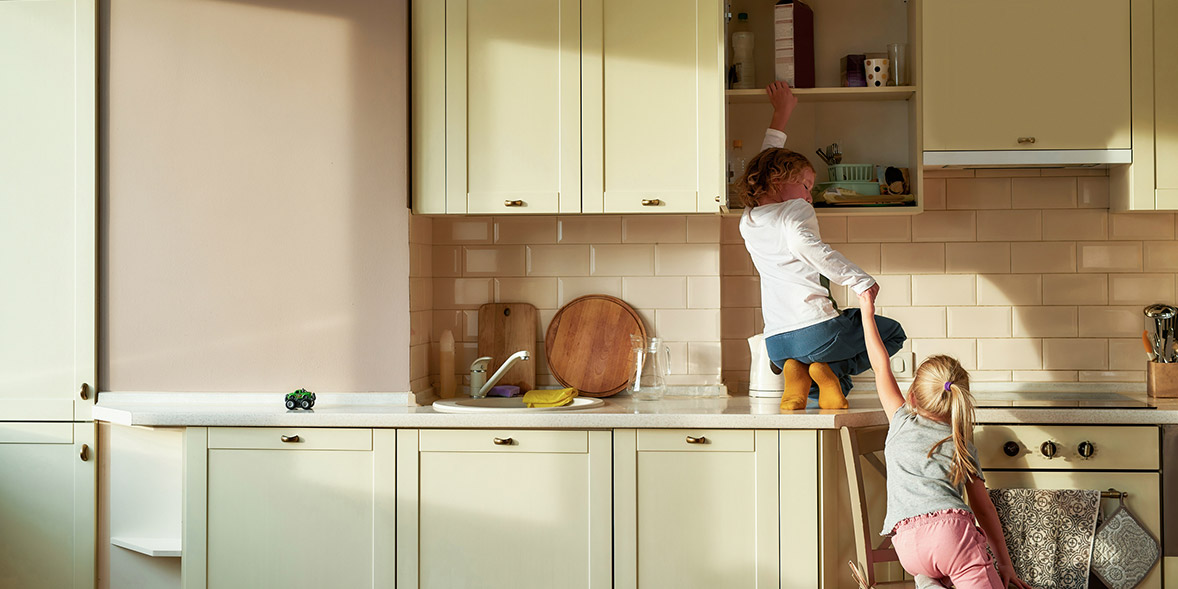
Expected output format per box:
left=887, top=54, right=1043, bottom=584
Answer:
left=734, top=148, right=816, bottom=209
left=907, top=355, right=980, bottom=488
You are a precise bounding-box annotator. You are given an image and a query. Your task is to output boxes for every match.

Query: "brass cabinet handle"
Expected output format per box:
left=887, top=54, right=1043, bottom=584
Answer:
left=1017, top=136, right=1037, bottom=144
left=79, top=444, right=90, bottom=462
left=685, top=435, right=708, bottom=445
left=281, top=435, right=300, bottom=443
left=641, top=199, right=661, bottom=206
left=493, top=437, right=513, bottom=446
left=79, top=383, right=89, bottom=401
left=503, top=200, right=524, bottom=207
left=714, top=196, right=721, bottom=203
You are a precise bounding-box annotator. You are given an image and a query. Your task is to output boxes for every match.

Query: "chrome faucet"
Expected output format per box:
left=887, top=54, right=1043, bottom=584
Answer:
left=469, top=350, right=530, bottom=398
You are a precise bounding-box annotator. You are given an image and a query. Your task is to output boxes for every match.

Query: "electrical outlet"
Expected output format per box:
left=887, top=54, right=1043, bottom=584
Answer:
left=890, top=352, right=916, bottom=378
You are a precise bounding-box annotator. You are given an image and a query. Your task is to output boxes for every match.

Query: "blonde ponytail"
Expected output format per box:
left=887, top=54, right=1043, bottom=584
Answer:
left=909, top=355, right=980, bottom=487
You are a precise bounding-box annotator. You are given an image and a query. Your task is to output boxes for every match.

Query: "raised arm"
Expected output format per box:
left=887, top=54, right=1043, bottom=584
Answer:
left=767, top=81, right=798, bottom=133
left=965, top=477, right=1033, bottom=589
left=858, top=290, right=903, bottom=419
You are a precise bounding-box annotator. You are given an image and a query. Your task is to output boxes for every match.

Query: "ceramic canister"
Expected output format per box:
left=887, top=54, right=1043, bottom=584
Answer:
left=864, top=58, right=890, bottom=88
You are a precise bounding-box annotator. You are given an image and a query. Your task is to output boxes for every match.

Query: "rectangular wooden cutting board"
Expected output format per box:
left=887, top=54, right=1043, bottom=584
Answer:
left=477, top=303, right=536, bottom=392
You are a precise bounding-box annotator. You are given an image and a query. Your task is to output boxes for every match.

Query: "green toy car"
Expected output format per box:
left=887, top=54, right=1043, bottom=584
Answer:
left=285, top=388, right=316, bottom=410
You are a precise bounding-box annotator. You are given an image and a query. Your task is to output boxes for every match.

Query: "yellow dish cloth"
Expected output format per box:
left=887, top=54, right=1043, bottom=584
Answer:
left=522, top=387, right=579, bottom=408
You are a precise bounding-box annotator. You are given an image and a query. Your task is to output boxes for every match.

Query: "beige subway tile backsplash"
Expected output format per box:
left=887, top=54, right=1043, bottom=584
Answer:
left=494, top=277, right=557, bottom=308
left=1011, top=242, right=1076, bottom=273
left=881, top=243, right=945, bottom=274
left=1109, top=274, right=1176, bottom=305
left=833, top=243, right=882, bottom=274
left=912, top=275, right=976, bottom=306
left=466, top=246, right=526, bottom=277
left=558, top=216, right=622, bottom=244
left=912, top=211, right=976, bottom=242
left=656, top=244, right=720, bottom=276
left=622, top=276, right=687, bottom=309
left=947, top=307, right=1010, bottom=338
left=687, top=276, right=721, bottom=309
left=1012, top=306, right=1077, bottom=338
left=686, top=216, right=721, bottom=243
left=847, top=216, right=911, bottom=242
left=494, top=216, right=558, bottom=244
left=945, top=242, right=1010, bottom=274
left=923, top=178, right=947, bottom=210
left=977, top=274, right=1042, bottom=306
left=1077, top=177, right=1110, bottom=208
left=1077, top=306, right=1142, bottom=338
left=1043, top=338, right=1107, bottom=370
left=1144, top=242, right=1178, bottom=272
left=656, top=309, right=720, bottom=341
left=1077, top=242, right=1142, bottom=273
left=818, top=216, right=848, bottom=242
left=623, top=216, right=687, bottom=244
left=977, top=210, right=1041, bottom=242
left=721, top=276, right=762, bottom=308
left=436, top=277, right=493, bottom=309
left=591, top=244, right=654, bottom=276
left=912, top=339, right=977, bottom=370
left=1041, top=210, right=1108, bottom=241
left=874, top=275, right=912, bottom=306
left=1110, top=212, right=1175, bottom=240
left=720, top=244, right=755, bottom=276
left=1012, top=177, right=1077, bottom=209
left=881, top=307, right=946, bottom=338
left=1042, top=274, right=1108, bottom=305
left=558, top=277, right=622, bottom=306
left=947, top=178, right=1011, bottom=209
left=526, top=245, right=590, bottom=276
left=434, top=217, right=493, bottom=244
left=978, top=339, right=1042, bottom=370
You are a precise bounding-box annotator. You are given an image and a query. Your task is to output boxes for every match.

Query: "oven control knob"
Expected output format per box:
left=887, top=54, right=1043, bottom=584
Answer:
left=1040, top=441, right=1057, bottom=458
left=1078, top=441, right=1094, bottom=458
left=1003, top=441, right=1020, bottom=457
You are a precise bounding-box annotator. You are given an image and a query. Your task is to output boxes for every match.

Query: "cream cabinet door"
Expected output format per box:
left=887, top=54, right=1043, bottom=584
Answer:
left=583, top=0, right=725, bottom=213
left=0, top=0, right=96, bottom=422
left=397, top=429, right=612, bottom=589
left=0, top=423, right=96, bottom=589
left=1154, top=0, right=1178, bottom=206
left=186, top=428, right=395, bottom=589
left=923, top=0, right=1130, bottom=152
left=434, top=0, right=580, bottom=215
left=614, top=430, right=780, bottom=588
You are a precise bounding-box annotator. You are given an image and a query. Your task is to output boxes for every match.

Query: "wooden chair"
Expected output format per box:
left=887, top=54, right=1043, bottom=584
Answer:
left=840, top=425, right=918, bottom=588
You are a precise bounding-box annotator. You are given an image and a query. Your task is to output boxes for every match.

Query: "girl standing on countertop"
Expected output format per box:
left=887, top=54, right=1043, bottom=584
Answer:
left=857, top=290, right=1032, bottom=589
left=735, top=81, right=906, bottom=410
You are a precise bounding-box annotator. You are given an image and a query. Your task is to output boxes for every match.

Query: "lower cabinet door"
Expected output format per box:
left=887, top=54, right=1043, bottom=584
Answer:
left=0, top=422, right=95, bottom=589
left=397, top=429, right=612, bottom=589
left=614, top=429, right=780, bottom=588
left=198, top=428, right=394, bottom=589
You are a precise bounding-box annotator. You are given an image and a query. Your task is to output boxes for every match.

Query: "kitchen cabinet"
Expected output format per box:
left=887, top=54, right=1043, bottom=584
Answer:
left=923, top=0, right=1131, bottom=155
left=0, top=423, right=96, bottom=589
left=613, top=429, right=782, bottom=588
left=0, top=0, right=96, bottom=422
left=396, top=429, right=612, bottom=588
left=412, top=0, right=724, bottom=214
left=581, top=0, right=725, bottom=213
left=1113, top=0, right=1178, bottom=210
left=182, top=428, right=396, bottom=589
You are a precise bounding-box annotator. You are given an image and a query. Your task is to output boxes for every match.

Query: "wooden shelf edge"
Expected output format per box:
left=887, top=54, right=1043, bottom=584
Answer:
left=111, top=536, right=182, bottom=558
left=727, top=86, right=916, bottom=104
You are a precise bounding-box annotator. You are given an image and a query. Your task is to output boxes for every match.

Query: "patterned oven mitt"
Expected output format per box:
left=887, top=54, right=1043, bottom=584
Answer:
left=1090, top=495, right=1160, bottom=589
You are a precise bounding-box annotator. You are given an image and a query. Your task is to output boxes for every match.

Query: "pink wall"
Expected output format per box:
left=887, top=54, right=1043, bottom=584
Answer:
left=101, top=0, right=410, bottom=393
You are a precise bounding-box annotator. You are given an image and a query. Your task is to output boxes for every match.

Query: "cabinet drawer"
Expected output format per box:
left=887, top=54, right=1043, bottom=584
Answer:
left=207, top=428, right=372, bottom=451
left=0, top=422, right=73, bottom=444
left=419, top=429, right=587, bottom=453
left=637, top=429, right=754, bottom=452
left=976, top=425, right=1158, bottom=471
left=604, top=191, right=699, bottom=214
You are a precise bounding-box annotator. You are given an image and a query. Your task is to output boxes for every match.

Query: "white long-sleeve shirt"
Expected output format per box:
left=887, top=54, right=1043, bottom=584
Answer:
left=740, top=129, right=876, bottom=335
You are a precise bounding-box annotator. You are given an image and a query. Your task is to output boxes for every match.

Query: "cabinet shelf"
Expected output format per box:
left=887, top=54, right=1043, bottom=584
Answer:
left=726, top=86, right=916, bottom=104
left=111, top=537, right=181, bottom=558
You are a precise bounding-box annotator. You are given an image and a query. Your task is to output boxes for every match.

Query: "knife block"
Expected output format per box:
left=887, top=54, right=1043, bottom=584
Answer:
left=1147, top=362, right=1178, bottom=398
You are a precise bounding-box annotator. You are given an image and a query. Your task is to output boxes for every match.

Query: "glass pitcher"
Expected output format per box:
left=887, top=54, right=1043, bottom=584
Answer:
left=627, top=335, right=670, bottom=401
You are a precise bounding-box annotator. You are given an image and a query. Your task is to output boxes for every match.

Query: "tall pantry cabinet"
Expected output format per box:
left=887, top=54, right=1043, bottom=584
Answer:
left=0, top=1, right=97, bottom=587
left=412, top=0, right=725, bottom=214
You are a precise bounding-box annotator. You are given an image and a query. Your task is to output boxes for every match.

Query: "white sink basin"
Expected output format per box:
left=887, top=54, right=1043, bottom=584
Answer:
left=431, top=396, right=605, bottom=413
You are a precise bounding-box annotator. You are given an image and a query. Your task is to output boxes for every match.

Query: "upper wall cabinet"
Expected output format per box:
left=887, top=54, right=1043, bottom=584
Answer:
left=922, top=0, right=1131, bottom=164
left=0, top=0, right=96, bottom=422
left=581, top=0, right=724, bottom=214
left=412, top=0, right=724, bottom=214
left=1113, top=0, right=1178, bottom=211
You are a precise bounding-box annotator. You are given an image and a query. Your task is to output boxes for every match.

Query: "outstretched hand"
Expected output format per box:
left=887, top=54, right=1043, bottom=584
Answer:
left=767, top=81, right=798, bottom=131
left=998, top=563, right=1034, bottom=589
left=857, top=283, right=880, bottom=315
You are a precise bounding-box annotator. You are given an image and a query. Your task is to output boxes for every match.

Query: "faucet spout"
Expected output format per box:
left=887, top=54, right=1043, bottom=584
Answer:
left=473, top=350, right=530, bottom=398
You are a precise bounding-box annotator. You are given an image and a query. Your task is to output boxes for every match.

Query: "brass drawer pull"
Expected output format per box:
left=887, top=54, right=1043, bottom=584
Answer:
left=79, top=383, right=89, bottom=401
left=1017, top=136, right=1037, bottom=144
left=504, top=200, right=524, bottom=207
left=641, top=199, right=661, bottom=207
left=686, top=435, right=708, bottom=445
left=493, top=437, right=514, bottom=446
left=79, top=444, right=90, bottom=462
left=281, top=435, right=300, bottom=443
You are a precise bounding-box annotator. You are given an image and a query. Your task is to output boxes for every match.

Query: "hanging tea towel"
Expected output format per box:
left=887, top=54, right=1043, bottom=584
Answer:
left=1090, top=495, right=1160, bottom=589
left=988, top=488, right=1101, bottom=589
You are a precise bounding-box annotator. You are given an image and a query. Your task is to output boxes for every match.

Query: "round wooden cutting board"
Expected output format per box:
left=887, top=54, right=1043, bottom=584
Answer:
left=544, top=295, right=647, bottom=397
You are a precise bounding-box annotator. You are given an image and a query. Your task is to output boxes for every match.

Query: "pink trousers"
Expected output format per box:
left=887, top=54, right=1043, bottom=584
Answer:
left=891, top=509, right=1002, bottom=589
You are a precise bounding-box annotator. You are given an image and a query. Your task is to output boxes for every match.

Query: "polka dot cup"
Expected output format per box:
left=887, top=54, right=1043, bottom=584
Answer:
left=864, top=58, right=890, bottom=88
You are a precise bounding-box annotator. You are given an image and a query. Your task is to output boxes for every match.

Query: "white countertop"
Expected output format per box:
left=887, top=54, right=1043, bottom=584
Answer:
left=93, top=389, right=1178, bottom=429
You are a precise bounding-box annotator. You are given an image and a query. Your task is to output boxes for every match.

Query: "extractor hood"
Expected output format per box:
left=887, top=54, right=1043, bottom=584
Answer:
left=923, top=149, right=1132, bottom=168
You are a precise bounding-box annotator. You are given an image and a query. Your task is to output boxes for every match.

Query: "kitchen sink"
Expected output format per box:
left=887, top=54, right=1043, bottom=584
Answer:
left=431, top=397, right=605, bottom=413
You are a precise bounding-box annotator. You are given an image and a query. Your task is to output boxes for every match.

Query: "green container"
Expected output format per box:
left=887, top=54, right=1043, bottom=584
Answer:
left=827, top=164, right=875, bottom=182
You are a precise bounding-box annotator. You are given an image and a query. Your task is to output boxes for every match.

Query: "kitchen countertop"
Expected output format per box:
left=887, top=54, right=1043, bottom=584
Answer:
left=93, top=388, right=1178, bottom=429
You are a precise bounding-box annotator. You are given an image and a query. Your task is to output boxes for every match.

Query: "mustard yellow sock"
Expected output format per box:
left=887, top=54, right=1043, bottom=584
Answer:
left=780, top=359, right=811, bottom=411
left=810, top=362, right=848, bottom=409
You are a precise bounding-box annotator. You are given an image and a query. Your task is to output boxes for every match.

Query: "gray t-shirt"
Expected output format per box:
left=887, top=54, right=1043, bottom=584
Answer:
left=880, top=404, right=983, bottom=535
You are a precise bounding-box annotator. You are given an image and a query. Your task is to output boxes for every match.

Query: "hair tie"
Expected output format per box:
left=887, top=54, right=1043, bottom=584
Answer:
left=943, top=381, right=952, bottom=392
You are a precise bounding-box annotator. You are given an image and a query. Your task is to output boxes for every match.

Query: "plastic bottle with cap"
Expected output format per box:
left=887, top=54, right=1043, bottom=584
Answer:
left=732, top=13, right=756, bottom=89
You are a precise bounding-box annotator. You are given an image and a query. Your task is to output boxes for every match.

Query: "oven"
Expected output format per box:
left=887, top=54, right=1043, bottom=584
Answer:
left=975, top=423, right=1164, bottom=588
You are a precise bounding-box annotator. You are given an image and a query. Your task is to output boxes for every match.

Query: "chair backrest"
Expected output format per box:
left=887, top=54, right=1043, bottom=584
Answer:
left=841, top=425, right=900, bottom=587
